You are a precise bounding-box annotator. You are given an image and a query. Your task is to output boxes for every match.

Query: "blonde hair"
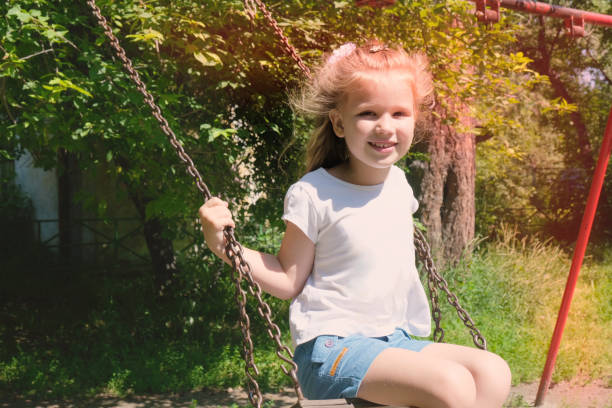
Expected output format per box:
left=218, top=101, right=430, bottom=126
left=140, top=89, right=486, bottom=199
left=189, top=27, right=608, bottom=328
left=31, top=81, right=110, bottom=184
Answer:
left=290, top=39, right=434, bottom=173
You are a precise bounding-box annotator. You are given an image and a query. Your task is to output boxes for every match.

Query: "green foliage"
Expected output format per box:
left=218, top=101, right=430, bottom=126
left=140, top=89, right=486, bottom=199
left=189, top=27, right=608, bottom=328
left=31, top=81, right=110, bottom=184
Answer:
left=2, top=0, right=248, bottom=246
left=475, top=1, right=612, bottom=242
left=474, top=92, right=566, bottom=238
left=2, top=0, right=610, bottom=242
left=0, top=0, right=541, bottom=232
left=0, top=164, right=32, bottom=222
left=0, top=221, right=293, bottom=399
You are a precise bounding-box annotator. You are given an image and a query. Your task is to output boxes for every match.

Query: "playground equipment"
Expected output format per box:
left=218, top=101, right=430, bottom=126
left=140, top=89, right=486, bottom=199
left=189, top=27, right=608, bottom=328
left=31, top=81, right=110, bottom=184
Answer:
left=463, top=1, right=612, bottom=405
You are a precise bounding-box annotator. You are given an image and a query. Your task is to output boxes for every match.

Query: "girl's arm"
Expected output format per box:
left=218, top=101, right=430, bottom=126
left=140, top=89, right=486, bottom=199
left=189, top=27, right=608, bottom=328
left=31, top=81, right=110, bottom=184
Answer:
left=198, top=197, right=315, bottom=300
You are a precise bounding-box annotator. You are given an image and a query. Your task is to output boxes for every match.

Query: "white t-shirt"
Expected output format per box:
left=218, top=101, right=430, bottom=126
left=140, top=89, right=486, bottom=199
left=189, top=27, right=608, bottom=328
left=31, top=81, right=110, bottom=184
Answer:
left=282, top=165, right=431, bottom=347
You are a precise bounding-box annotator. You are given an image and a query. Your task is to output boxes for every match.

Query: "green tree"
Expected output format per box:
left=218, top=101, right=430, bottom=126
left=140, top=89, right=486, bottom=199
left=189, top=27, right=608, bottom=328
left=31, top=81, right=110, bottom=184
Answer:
left=1, top=0, right=247, bottom=291
left=475, top=0, right=612, bottom=242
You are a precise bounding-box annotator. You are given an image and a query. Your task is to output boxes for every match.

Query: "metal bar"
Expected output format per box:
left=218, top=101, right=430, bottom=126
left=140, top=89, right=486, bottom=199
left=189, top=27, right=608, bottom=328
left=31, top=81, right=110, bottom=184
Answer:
left=77, top=220, right=149, bottom=262
left=474, top=0, right=612, bottom=27
left=116, top=223, right=145, bottom=242
left=535, top=106, right=612, bottom=406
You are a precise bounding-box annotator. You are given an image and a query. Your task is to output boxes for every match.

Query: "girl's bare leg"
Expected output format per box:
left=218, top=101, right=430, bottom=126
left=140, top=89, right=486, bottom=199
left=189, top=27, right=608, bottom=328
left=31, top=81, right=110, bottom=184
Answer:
left=357, top=343, right=510, bottom=408
left=420, top=343, right=511, bottom=408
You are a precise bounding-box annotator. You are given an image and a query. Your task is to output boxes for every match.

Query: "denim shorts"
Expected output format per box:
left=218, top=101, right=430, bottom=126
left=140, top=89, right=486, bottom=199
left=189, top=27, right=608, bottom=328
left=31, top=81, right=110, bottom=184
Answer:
left=292, top=328, right=432, bottom=399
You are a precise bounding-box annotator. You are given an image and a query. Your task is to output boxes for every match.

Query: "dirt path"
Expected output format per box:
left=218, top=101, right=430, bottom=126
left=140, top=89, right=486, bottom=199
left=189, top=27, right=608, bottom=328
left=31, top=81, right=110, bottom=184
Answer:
left=2, top=380, right=610, bottom=408
left=508, top=379, right=611, bottom=408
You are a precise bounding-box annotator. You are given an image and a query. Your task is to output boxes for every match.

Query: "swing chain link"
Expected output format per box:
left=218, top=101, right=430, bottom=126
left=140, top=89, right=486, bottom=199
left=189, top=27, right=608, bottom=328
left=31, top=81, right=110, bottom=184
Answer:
left=225, top=228, right=304, bottom=406
left=86, top=0, right=212, bottom=202
left=413, top=229, right=487, bottom=350
left=243, top=0, right=312, bottom=80
left=224, top=231, right=264, bottom=408
left=86, top=1, right=303, bottom=406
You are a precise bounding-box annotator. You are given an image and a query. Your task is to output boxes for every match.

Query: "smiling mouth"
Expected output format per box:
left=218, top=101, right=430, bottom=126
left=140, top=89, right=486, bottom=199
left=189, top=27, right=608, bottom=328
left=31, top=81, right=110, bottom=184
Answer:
left=369, top=141, right=396, bottom=149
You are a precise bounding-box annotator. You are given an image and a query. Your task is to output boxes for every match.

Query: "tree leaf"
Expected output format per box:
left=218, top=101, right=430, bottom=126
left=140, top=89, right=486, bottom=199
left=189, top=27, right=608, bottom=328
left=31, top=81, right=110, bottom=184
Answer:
left=193, top=51, right=222, bottom=67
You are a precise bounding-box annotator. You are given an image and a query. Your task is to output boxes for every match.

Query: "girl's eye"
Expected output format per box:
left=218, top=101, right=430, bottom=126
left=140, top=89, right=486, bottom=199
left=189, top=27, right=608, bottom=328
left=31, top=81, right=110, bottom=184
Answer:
left=358, top=111, right=376, bottom=117
left=394, top=111, right=412, bottom=117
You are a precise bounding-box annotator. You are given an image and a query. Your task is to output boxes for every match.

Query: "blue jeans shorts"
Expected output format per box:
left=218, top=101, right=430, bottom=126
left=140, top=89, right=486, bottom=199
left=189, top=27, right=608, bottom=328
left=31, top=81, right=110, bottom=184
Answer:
left=292, top=328, right=432, bottom=399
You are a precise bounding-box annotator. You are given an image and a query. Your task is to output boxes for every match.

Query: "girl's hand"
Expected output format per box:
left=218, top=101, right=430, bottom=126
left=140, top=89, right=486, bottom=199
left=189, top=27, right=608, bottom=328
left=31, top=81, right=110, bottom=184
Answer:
left=198, top=197, right=235, bottom=261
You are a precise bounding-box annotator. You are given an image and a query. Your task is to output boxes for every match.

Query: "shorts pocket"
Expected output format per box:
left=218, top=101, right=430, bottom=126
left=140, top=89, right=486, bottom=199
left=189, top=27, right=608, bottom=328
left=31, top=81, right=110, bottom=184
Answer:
left=397, top=327, right=413, bottom=340
left=311, top=335, right=339, bottom=363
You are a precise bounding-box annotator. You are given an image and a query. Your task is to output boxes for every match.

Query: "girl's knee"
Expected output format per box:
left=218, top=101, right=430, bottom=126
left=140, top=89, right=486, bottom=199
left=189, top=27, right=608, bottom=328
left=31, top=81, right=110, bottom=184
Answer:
left=434, top=364, right=477, bottom=408
left=482, top=351, right=512, bottom=385
left=475, top=351, right=512, bottom=404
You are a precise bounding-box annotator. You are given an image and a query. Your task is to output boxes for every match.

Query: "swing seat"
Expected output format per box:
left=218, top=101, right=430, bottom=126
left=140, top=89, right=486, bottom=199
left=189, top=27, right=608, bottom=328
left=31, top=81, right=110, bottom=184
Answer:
left=293, top=398, right=400, bottom=407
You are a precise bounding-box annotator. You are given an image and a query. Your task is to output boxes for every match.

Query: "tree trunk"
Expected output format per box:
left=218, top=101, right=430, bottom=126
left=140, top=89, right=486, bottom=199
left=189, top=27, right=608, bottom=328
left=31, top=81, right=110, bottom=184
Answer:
left=415, top=103, right=476, bottom=267
left=442, top=125, right=476, bottom=262
left=142, top=215, right=178, bottom=295
left=116, top=157, right=178, bottom=295
left=57, top=148, right=82, bottom=265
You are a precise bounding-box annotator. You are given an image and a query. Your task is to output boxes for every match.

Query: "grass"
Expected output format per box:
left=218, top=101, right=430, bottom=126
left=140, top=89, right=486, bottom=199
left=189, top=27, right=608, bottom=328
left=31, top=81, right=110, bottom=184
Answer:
left=436, top=226, right=612, bottom=386
left=1, top=226, right=610, bottom=404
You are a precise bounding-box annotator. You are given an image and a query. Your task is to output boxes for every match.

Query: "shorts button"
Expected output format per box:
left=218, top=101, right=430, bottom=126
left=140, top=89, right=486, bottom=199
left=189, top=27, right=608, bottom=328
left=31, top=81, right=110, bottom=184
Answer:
left=324, top=339, right=334, bottom=348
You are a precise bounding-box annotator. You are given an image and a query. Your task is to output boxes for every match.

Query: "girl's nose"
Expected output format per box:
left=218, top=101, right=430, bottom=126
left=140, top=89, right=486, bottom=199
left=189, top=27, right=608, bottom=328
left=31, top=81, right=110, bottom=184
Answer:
left=375, top=117, right=393, bottom=136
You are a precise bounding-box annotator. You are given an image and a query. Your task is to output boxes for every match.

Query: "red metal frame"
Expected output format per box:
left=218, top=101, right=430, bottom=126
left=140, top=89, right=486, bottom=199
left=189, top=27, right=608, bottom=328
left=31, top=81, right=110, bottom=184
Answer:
left=534, top=107, right=612, bottom=406
left=469, top=1, right=612, bottom=405
left=470, top=1, right=612, bottom=405
left=472, top=0, right=611, bottom=37
left=474, top=0, right=612, bottom=27
left=475, top=0, right=501, bottom=23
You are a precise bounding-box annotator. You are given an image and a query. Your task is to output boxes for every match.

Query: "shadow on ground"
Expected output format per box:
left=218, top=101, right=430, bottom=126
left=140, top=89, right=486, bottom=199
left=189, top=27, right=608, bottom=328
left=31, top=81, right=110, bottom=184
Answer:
left=2, top=381, right=611, bottom=408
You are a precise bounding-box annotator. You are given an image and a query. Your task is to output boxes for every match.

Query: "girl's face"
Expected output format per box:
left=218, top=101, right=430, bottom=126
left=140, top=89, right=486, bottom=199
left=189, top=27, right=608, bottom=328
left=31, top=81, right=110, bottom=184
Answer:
left=329, top=70, right=415, bottom=185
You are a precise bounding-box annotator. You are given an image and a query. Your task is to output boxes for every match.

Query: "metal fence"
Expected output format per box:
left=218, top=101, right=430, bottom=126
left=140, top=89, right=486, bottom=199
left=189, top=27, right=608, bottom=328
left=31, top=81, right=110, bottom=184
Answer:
left=31, top=217, right=152, bottom=269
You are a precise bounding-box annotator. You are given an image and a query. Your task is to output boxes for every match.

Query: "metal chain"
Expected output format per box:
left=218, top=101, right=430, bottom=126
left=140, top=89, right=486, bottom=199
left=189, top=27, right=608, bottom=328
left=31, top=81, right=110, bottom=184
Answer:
left=413, top=229, right=487, bottom=350
left=86, top=1, right=303, bottom=406
left=225, top=229, right=304, bottom=403
left=244, top=0, right=312, bottom=80
left=85, top=0, right=212, bottom=202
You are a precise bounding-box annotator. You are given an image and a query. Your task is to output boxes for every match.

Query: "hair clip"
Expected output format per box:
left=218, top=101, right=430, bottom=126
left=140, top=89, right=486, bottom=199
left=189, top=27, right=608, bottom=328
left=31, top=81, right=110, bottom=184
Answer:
left=328, top=42, right=356, bottom=65
left=369, top=45, right=388, bottom=53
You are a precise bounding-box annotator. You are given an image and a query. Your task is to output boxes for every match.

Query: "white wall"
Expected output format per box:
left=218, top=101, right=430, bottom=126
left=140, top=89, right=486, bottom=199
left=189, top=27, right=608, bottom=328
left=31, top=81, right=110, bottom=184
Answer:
left=14, top=151, right=59, bottom=245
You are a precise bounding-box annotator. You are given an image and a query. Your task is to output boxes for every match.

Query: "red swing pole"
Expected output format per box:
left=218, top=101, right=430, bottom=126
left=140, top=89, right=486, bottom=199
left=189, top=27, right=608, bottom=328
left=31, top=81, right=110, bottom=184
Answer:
left=465, top=2, right=612, bottom=405
left=534, top=107, right=612, bottom=406
left=491, top=0, right=612, bottom=27
left=470, top=0, right=612, bottom=36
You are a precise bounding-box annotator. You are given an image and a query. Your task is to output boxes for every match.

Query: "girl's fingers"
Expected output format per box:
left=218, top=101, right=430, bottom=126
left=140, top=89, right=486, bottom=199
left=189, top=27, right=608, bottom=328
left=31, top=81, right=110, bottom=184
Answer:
left=206, top=197, right=228, bottom=207
left=199, top=197, right=228, bottom=215
left=204, top=214, right=234, bottom=230
left=199, top=199, right=235, bottom=230
left=213, top=213, right=235, bottom=229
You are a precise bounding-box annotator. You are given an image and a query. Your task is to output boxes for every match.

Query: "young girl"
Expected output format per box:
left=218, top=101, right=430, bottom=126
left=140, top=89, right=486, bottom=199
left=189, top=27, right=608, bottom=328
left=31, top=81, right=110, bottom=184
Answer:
left=199, top=40, right=511, bottom=408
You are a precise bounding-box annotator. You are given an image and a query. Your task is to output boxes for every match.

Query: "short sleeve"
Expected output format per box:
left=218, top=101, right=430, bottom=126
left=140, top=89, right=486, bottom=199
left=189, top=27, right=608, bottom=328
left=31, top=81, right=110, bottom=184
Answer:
left=282, top=183, right=318, bottom=243
left=398, top=167, right=419, bottom=214
left=411, top=192, right=419, bottom=214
